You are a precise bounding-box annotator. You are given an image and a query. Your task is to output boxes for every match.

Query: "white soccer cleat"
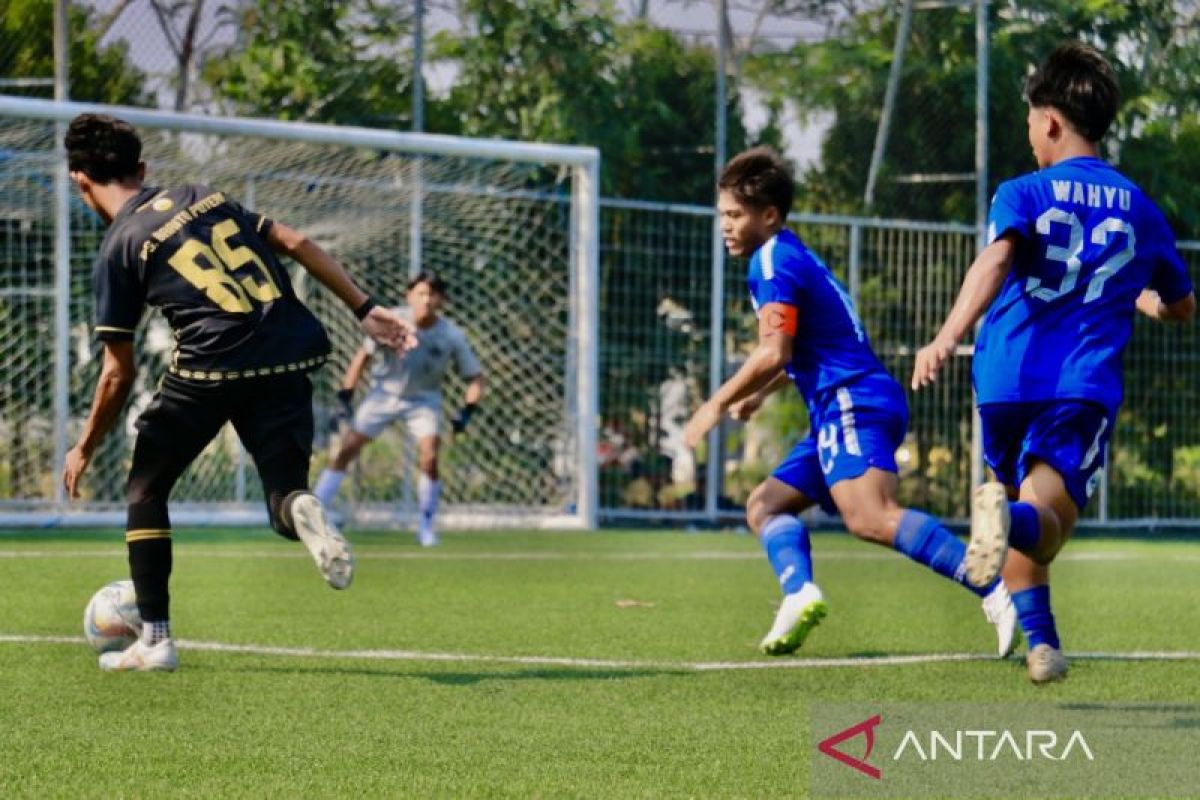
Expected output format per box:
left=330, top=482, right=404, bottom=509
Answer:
left=98, top=638, right=178, bottom=672
left=1026, top=643, right=1068, bottom=684
left=981, top=582, right=1020, bottom=658
left=966, top=482, right=1011, bottom=587
left=290, top=493, right=355, bottom=590
left=417, top=529, right=439, bottom=548
left=759, top=582, right=828, bottom=656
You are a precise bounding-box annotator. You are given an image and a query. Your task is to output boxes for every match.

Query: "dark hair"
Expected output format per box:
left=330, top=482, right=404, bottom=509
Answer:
left=407, top=270, right=447, bottom=295
left=64, top=113, right=143, bottom=183
left=1024, top=42, right=1120, bottom=142
left=717, top=146, right=794, bottom=220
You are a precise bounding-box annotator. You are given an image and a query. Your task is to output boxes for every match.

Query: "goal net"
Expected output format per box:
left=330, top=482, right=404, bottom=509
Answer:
left=0, top=97, right=599, bottom=529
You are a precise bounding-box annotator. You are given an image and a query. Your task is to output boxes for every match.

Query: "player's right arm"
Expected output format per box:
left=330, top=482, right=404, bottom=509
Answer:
left=341, top=346, right=372, bottom=391
left=265, top=222, right=416, bottom=352
left=333, top=345, right=372, bottom=421
left=64, top=341, right=136, bottom=498
left=911, top=233, right=1018, bottom=390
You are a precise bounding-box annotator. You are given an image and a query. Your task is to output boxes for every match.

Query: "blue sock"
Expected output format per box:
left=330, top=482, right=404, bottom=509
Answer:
left=1008, top=502, right=1041, bottom=554
left=760, top=516, right=813, bottom=595
left=1011, top=585, right=1060, bottom=649
left=893, top=510, right=998, bottom=598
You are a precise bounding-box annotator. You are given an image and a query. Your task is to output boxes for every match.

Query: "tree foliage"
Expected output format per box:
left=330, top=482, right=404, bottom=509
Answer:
left=202, top=0, right=416, bottom=127
left=435, top=0, right=751, bottom=203
left=746, top=0, right=1200, bottom=235
left=0, top=0, right=147, bottom=104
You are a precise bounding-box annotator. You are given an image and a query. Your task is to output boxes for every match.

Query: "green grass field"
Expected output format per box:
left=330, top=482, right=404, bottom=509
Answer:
left=1, top=527, right=1198, bottom=798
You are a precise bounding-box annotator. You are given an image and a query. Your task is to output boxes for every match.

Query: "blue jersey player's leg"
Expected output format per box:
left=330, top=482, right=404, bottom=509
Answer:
left=747, top=441, right=830, bottom=655
left=817, top=380, right=1019, bottom=659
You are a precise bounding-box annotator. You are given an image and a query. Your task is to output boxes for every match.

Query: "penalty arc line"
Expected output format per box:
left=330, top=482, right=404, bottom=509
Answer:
left=2, top=634, right=1200, bottom=672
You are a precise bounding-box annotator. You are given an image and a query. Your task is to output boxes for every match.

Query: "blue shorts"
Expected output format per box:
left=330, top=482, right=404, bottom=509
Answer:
left=771, top=376, right=908, bottom=514
left=979, top=400, right=1114, bottom=511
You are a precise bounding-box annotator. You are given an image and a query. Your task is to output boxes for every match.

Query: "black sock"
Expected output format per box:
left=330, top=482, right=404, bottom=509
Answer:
left=127, top=536, right=172, bottom=622
left=268, top=490, right=310, bottom=541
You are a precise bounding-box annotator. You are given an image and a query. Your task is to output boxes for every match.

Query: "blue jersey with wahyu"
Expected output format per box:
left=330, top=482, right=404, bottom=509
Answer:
left=747, top=228, right=891, bottom=406
left=976, top=157, right=1192, bottom=412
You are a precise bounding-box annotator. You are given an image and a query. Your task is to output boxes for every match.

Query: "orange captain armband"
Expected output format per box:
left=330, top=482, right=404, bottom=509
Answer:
left=758, top=303, right=798, bottom=338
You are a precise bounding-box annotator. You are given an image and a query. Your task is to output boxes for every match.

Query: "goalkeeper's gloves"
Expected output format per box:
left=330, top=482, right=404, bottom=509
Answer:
left=451, top=402, right=478, bottom=434
left=333, top=388, right=354, bottom=426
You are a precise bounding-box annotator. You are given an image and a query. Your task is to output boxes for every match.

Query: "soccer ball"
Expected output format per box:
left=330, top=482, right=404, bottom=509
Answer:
left=83, top=580, right=142, bottom=653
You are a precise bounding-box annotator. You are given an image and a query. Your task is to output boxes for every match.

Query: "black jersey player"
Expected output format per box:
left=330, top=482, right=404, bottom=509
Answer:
left=61, top=113, right=415, bottom=672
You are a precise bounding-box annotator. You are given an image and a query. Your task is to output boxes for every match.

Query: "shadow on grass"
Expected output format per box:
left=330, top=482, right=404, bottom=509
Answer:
left=217, top=663, right=689, bottom=684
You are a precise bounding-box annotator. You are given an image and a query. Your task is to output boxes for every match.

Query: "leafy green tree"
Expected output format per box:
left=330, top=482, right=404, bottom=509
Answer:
left=203, top=0, right=418, bottom=127
left=435, top=2, right=752, bottom=203
left=0, top=0, right=147, bottom=104
left=746, top=0, right=1200, bottom=236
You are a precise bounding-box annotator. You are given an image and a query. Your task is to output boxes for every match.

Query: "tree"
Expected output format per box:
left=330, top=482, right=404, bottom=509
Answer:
left=745, top=0, right=1200, bottom=236
left=435, top=1, right=753, bottom=203
left=203, top=0, right=417, bottom=127
left=0, top=0, right=147, bottom=104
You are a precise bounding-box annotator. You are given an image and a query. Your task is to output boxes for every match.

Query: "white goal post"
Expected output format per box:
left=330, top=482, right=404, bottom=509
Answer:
left=0, top=96, right=600, bottom=530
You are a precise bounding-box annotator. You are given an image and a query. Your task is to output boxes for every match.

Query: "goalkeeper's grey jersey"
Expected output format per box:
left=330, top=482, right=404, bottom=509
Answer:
left=363, top=307, right=481, bottom=401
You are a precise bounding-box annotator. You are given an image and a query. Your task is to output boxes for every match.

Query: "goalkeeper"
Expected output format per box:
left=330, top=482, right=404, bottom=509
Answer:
left=315, top=271, right=484, bottom=546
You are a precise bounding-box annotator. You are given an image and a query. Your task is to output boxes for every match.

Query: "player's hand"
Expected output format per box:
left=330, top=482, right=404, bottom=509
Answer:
left=451, top=403, right=477, bottom=435
left=729, top=394, right=764, bottom=421
left=911, top=335, right=957, bottom=391
left=62, top=445, right=90, bottom=500
left=362, top=306, right=418, bottom=354
left=683, top=401, right=722, bottom=449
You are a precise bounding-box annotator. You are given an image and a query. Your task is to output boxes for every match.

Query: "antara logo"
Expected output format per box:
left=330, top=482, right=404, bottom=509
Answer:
left=818, top=715, right=883, bottom=780
left=818, top=716, right=1095, bottom=780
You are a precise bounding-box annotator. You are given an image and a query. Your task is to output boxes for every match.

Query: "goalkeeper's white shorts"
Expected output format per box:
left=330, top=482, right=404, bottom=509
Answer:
left=352, top=390, right=441, bottom=440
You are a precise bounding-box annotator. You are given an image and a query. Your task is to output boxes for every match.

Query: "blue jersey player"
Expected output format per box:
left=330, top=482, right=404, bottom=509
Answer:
left=913, top=43, right=1195, bottom=683
left=684, top=147, right=1018, bottom=657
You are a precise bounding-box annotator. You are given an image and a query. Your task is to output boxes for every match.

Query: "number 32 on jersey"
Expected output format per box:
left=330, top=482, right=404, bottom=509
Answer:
left=1026, top=207, right=1135, bottom=304
left=168, top=218, right=282, bottom=313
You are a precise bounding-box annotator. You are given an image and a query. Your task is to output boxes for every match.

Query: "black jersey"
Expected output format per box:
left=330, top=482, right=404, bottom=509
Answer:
left=92, top=184, right=331, bottom=380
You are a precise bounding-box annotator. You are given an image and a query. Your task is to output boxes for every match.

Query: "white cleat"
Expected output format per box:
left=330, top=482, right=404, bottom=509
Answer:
left=759, top=582, right=828, bottom=656
left=981, top=582, right=1020, bottom=658
left=98, top=638, right=178, bottom=672
left=1026, top=643, right=1069, bottom=684
left=291, top=493, right=355, bottom=589
left=417, top=529, right=439, bottom=548
left=966, top=482, right=1011, bottom=587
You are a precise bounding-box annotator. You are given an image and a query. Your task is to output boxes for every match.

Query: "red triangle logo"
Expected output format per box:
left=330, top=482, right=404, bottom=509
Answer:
left=817, top=714, right=883, bottom=780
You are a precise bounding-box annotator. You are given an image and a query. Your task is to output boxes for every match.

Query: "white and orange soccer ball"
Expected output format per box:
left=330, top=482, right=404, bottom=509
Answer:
left=83, top=580, right=142, bottom=653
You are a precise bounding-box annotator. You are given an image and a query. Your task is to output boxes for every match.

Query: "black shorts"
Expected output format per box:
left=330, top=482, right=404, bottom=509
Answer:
left=128, top=372, right=314, bottom=512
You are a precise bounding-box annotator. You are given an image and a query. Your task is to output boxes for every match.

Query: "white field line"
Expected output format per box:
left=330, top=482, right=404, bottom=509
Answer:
left=0, top=548, right=1196, bottom=563
left=2, top=634, right=1199, bottom=671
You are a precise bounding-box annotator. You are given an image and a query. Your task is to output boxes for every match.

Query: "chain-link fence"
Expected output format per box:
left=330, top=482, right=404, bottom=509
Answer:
left=2, top=115, right=1198, bottom=527
left=596, top=197, right=1200, bottom=526
left=0, top=101, right=600, bottom=527
left=3, top=1, right=1200, bottom=528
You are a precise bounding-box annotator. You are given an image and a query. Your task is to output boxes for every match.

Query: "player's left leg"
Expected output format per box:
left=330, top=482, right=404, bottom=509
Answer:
left=748, top=453, right=828, bottom=655
left=101, top=377, right=229, bottom=672
left=966, top=401, right=1110, bottom=584
left=819, top=390, right=1018, bottom=657
left=827, top=468, right=1018, bottom=657
left=401, top=401, right=443, bottom=547
left=1004, top=462, right=1080, bottom=683
left=313, top=389, right=402, bottom=507
left=415, top=434, right=441, bottom=547
left=231, top=373, right=353, bottom=589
